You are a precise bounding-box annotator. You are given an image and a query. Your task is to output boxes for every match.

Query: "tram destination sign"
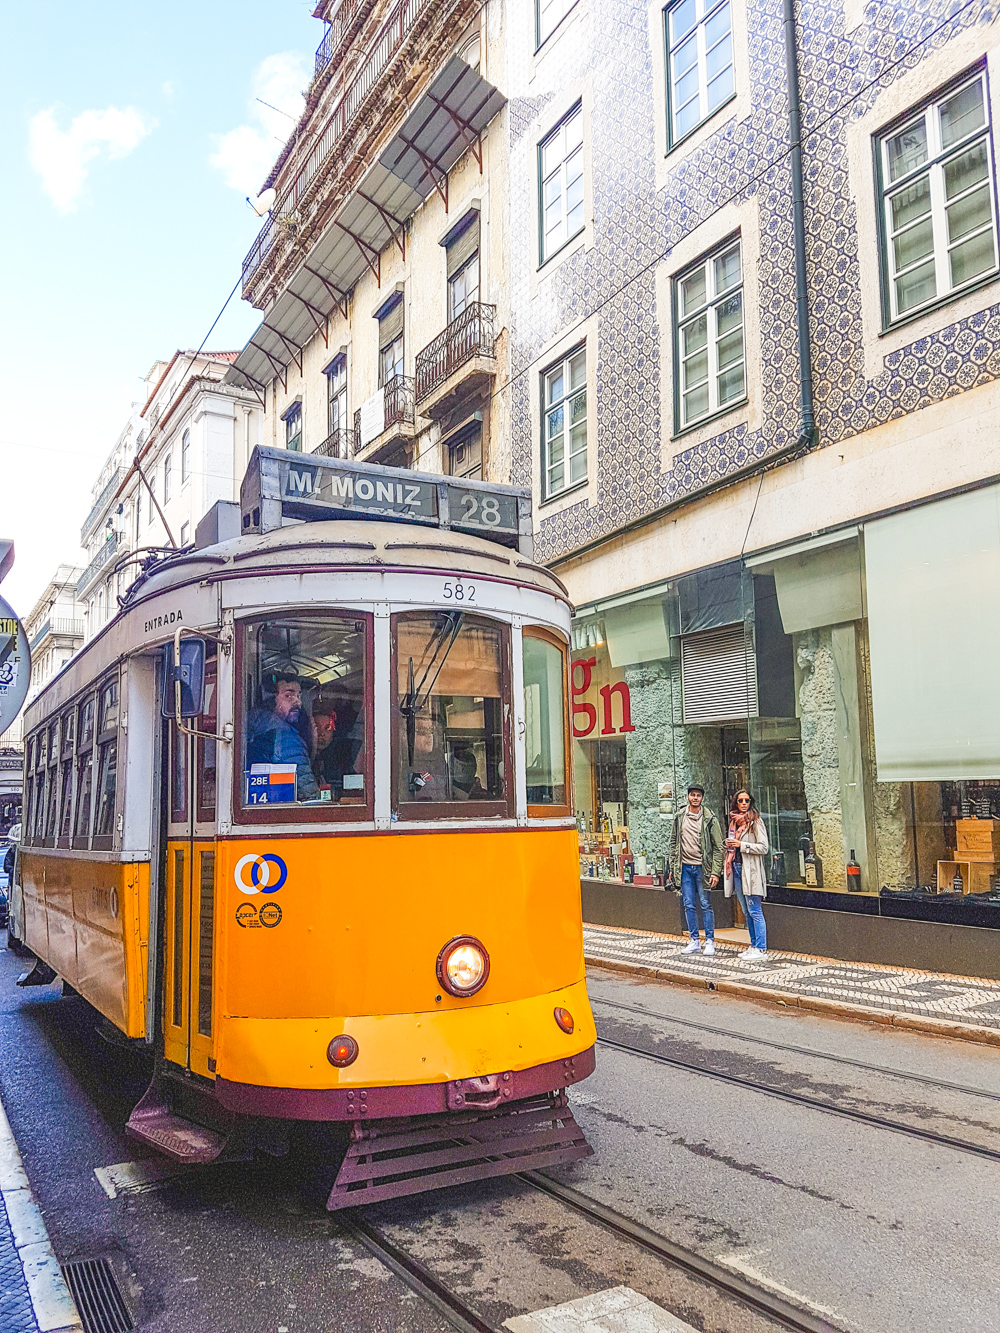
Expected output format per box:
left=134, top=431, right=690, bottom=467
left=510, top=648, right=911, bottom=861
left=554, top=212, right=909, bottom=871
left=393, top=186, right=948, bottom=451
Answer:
left=241, top=447, right=532, bottom=555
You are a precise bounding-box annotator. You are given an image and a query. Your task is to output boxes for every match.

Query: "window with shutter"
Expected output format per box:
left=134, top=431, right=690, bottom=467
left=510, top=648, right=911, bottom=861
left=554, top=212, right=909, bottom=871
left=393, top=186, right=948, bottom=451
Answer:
left=681, top=623, right=758, bottom=723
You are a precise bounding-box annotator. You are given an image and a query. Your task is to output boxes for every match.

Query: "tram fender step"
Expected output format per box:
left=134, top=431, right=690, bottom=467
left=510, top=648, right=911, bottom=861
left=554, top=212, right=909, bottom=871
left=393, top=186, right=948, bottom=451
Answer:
left=16, top=959, right=57, bottom=987
left=327, top=1090, right=592, bottom=1211
left=126, top=1078, right=229, bottom=1165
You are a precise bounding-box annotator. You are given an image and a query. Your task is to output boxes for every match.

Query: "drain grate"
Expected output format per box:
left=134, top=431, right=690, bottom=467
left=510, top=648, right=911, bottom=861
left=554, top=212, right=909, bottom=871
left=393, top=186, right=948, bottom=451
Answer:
left=60, top=1258, right=134, bottom=1333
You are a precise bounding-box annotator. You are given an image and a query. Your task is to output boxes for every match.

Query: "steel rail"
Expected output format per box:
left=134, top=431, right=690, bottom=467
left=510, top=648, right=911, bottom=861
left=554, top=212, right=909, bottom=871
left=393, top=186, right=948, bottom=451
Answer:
left=520, top=1172, right=844, bottom=1333
left=592, top=996, right=1000, bottom=1102
left=346, top=1217, right=499, bottom=1333
left=597, top=1035, right=1000, bottom=1163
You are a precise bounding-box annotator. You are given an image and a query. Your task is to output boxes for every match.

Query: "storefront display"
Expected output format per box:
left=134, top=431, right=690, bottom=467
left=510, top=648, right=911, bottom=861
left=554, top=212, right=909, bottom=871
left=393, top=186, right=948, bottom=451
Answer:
left=573, top=489, right=1000, bottom=940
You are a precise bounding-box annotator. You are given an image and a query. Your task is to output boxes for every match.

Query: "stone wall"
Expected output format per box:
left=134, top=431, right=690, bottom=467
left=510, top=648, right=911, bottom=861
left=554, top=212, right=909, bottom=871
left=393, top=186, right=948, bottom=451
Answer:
left=794, top=629, right=844, bottom=875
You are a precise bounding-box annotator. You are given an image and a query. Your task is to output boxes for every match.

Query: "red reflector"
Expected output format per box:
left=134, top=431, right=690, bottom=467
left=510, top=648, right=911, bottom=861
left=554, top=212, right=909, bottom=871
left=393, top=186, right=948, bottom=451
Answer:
left=327, top=1034, right=359, bottom=1067
left=554, top=1007, right=574, bottom=1034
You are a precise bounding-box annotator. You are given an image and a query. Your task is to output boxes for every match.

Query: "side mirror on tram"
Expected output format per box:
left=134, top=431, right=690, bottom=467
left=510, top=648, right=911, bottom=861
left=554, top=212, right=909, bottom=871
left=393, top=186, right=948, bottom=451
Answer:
left=161, top=639, right=206, bottom=718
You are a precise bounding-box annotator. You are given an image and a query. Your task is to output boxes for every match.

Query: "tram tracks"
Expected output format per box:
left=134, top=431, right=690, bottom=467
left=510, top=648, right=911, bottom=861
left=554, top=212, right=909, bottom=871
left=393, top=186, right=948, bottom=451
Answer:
left=596, top=1032, right=1000, bottom=1163
left=591, top=996, right=1000, bottom=1102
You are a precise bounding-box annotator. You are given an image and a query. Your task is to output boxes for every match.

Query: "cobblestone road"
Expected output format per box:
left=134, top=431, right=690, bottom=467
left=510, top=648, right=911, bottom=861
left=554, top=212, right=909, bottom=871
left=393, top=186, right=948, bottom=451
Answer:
left=584, top=924, right=1000, bottom=1029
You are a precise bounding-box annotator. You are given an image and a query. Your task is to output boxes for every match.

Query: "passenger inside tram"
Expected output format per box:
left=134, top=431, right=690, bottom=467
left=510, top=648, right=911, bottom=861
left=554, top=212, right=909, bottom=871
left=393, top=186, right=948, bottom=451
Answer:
left=246, top=673, right=320, bottom=802
left=311, top=694, right=364, bottom=800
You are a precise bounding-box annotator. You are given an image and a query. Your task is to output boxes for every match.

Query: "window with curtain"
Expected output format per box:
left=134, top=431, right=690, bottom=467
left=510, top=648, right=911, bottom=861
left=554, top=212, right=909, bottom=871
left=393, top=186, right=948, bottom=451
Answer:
left=877, top=68, right=998, bottom=323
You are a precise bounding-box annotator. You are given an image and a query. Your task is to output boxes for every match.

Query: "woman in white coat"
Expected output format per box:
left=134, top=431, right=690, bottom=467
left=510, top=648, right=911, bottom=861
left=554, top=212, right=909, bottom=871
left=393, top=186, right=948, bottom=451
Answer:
left=723, top=789, right=769, bottom=960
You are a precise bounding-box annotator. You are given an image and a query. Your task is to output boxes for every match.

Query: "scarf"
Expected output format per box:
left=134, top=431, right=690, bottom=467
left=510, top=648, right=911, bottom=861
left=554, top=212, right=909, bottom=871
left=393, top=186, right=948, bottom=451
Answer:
left=725, top=811, right=757, bottom=878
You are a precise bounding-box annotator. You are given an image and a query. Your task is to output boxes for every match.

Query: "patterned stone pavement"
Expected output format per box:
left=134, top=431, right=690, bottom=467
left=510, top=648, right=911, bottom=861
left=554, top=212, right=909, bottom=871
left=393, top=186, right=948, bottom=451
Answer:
left=583, top=925, right=1000, bottom=1031
left=0, top=1193, right=38, bottom=1333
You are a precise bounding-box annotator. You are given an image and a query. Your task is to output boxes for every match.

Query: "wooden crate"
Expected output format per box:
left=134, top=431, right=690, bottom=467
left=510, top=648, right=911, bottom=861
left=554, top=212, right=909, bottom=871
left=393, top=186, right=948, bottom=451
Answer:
left=955, top=819, right=1000, bottom=862
left=937, top=859, right=996, bottom=894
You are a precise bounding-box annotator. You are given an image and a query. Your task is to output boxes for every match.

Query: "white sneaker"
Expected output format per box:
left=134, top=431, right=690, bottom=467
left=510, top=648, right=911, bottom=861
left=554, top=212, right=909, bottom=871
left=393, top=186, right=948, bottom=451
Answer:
left=681, top=940, right=701, bottom=954
left=703, top=940, right=715, bottom=956
left=742, top=947, right=761, bottom=960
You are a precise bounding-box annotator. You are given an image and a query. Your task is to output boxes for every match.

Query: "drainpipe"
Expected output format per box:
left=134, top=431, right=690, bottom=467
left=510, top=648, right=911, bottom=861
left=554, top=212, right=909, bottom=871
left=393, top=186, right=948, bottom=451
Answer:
left=782, top=0, right=816, bottom=447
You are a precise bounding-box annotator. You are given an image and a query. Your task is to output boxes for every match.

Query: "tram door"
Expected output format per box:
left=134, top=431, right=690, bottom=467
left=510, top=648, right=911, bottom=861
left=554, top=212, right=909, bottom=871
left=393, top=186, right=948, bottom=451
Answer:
left=162, top=651, right=218, bottom=1078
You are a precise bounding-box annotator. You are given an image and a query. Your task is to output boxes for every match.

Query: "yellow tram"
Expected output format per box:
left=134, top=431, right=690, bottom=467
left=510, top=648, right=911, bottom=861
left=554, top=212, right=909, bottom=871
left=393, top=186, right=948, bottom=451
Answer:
left=11, top=448, right=595, bottom=1206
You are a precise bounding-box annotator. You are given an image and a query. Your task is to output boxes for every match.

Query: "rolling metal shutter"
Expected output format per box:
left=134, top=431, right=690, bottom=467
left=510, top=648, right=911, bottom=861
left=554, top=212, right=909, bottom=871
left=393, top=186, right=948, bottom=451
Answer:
left=378, top=294, right=404, bottom=345
left=446, top=212, right=480, bottom=277
left=681, top=623, right=758, bottom=724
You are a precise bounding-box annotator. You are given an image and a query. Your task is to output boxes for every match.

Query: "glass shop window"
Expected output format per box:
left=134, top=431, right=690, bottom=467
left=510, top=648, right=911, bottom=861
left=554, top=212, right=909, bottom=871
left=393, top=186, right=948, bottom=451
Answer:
left=241, top=615, right=369, bottom=817
left=93, top=676, right=119, bottom=847
left=523, top=630, right=569, bottom=811
left=395, top=611, right=509, bottom=817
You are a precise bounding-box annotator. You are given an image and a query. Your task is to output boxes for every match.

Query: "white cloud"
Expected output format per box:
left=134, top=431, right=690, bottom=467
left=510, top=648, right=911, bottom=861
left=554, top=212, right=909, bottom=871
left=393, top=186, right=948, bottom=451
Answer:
left=28, top=105, right=156, bottom=213
left=210, top=52, right=309, bottom=198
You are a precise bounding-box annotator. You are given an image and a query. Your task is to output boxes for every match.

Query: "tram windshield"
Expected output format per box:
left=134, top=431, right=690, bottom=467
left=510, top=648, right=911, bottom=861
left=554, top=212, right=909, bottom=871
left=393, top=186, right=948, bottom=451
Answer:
left=242, top=615, right=367, bottom=809
left=396, top=611, right=508, bottom=814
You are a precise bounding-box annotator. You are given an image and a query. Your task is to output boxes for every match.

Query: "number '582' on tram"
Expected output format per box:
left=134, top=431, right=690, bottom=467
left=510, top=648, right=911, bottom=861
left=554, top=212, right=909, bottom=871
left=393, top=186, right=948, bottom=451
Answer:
left=12, top=448, right=596, bottom=1208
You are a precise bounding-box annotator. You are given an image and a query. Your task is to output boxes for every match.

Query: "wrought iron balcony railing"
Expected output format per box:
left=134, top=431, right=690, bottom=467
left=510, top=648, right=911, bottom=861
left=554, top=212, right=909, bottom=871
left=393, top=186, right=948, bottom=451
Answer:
left=312, top=428, right=358, bottom=459
left=313, top=0, right=365, bottom=77
left=354, top=375, right=415, bottom=449
left=76, top=534, right=122, bottom=599
left=414, top=303, right=496, bottom=404
left=80, top=468, right=123, bottom=543
left=243, top=0, right=428, bottom=294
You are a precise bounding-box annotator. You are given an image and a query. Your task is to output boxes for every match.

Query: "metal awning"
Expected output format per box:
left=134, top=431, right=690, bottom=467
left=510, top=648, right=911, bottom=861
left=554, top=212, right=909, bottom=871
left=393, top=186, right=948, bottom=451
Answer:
left=227, top=56, right=505, bottom=393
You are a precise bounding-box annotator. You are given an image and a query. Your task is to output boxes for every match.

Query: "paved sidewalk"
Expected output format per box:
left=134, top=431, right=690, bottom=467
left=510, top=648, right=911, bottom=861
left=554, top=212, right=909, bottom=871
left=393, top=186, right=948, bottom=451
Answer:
left=584, top=924, right=1000, bottom=1045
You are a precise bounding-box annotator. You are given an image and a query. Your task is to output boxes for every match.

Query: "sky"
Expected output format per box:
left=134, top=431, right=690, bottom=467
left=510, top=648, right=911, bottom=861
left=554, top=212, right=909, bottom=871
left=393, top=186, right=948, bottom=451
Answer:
left=0, top=1, right=319, bottom=618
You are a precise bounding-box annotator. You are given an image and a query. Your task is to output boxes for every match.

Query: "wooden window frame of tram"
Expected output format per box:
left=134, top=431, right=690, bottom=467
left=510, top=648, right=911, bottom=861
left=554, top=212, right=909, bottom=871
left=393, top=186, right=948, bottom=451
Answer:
left=522, top=623, right=573, bottom=821
left=390, top=609, right=515, bottom=823
left=232, top=609, right=376, bottom=827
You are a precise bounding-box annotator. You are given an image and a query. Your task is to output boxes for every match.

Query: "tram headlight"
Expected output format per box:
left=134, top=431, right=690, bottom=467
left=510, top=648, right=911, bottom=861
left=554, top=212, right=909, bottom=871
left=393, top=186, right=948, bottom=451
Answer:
left=554, top=1006, right=575, bottom=1034
left=436, top=935, right=490, bottom=997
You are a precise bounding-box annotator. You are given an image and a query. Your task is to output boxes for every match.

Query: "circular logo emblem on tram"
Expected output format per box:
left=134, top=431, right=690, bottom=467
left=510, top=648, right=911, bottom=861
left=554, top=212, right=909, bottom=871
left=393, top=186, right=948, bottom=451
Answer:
left=234, top=853, right=288, bottom=896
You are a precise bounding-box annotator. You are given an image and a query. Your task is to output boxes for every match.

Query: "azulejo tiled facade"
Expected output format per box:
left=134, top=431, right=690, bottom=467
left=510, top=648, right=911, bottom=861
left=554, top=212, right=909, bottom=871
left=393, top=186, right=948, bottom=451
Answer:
left=504, top=0, right=1000, bottom=565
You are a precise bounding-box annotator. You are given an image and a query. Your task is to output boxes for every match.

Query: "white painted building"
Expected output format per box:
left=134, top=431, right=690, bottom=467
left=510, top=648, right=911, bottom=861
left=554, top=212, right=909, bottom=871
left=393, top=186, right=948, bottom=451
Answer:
left=78, top=351, right=263, bottom=643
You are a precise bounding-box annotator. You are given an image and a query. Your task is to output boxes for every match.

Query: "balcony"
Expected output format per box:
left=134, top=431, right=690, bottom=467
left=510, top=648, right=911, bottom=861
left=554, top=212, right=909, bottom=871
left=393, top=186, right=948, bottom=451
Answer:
left=354, top=375, right=416, bottom=463
left=313, top=0, right=367, bottom=78
left=28, top=619, right=84, bottom=653
left=312, top=428, right=359, bottom=459
left=76, top=534, right=122, bottom=599
left=80, top=468, right=123, bottom=543
left=414, top=303, right=496, bottom=419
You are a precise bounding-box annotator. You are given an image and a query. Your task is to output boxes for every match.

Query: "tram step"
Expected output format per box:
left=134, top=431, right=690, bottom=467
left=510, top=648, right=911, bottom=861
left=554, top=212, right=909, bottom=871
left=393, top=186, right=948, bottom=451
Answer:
left=327, top=1090, right=592, bottom=1211
left=16, top=958, right=57, bottom=987
left=126, top=1080, right=228, bottom=1165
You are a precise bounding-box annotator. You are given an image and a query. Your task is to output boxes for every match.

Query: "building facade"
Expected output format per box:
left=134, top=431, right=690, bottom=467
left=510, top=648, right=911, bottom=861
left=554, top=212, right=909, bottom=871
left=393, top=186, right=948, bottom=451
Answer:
left=228, top=0, right=510, bottom=488
left=0, top=564, right=84, bottom=751
left=79, top=351, right=263, bottom=642
left=505, top=0, right=1000, bottom=972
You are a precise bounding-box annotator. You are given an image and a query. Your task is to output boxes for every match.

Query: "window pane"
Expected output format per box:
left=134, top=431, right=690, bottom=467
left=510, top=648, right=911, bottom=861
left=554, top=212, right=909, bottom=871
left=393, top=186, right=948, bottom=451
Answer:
left=950, top=228, right=997, bottom=285
left=718, top=361, right=745, bottom=403
left=74, top=759, right=92, bottom=839
left=59, top=761, right=74, bottom=838
left=682, top=312, right=708, bottom=356
left=887, top=118, right=928, bottom=181
left=947, top=184, right=993, bottom=244
left=945, top=141, right=990, bottom=201
left=569, top=350, right=587, bottom=390
left=717, top=325, right=744, bottom=371
left=714, top=244, right=741, bottom=293
left=197, top=651, right=218, bottom=823
left=896, top=258, right=937, bottom=312
left=99, top=679, right=119, bottom=735
left=45, top=770, right=59, bottom=839
left=940, top=79, right=986, bottom=150
left=707, top=64, right=735, bottom=111
left=716, top=291, right=743, bottom=337
left=570, top=445, right=588, bottom=483
left=669, top=0, right=698, bottom=44
left=680, top=268, right=707, bottom=315
left=79, top=697, right=95, bottom=748
left=95, top=741, right=117, bottom=836
left=542, top=135, right=563, bottom=179
left=704, top=2, right=731, bottom=51
left=396, top=613, right=506, bottom=808
left=244, top=616, right=367, bottom=809
left=683, top=384, right=710, bottom=421
left=523, top=636, right=567, bottom=805
left=675, top=97, right=702, bottom=139
left=547, top=404, right=565, bottom=440
left=893, top=217, right=935, bottom=273
left=890, top=175, right=931, bottom=232
left=569, top=389, right=587, bottom=425
left=564, top=108, right=583, bottom=152
left=548, top=460, right=565, bottom=491
left=683, top=348, right=709, bottom=390
left=674, top=63, right=700, bottom=115
left=170, top=723, right=188, bottom=824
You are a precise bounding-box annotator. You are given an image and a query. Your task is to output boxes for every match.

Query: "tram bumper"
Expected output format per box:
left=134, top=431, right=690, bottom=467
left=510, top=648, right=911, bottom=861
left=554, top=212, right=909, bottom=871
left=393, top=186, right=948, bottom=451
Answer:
left=214, top=976, right=596, bottom=1121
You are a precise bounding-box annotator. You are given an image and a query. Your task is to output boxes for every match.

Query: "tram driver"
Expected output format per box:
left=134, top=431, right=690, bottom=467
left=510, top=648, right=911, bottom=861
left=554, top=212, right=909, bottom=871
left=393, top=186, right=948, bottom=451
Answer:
left=247, top=673, right=320, bottom=802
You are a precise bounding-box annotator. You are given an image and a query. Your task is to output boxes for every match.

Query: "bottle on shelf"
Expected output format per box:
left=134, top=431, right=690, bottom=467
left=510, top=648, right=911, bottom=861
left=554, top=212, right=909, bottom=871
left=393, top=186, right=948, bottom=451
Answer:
left=797, top=831, right=811, bottom=882
left=846, top=849, right=862, bottom=892
left=804, top=840, right=824, bottom=888
left=953, top=865, right=964, bottom=893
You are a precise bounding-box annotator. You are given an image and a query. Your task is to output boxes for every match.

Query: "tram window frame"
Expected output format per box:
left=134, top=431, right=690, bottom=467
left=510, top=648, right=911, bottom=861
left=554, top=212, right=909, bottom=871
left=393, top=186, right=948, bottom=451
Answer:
left=523, top=626, right=573, bottom=819
left=233, top=611, right=375, bottom=826
left=57, top=708, right=76, bottom=847
left=391, top=611, right=514, bottom=822
left=43, top=724, right=60, bottom=845
left=72, top=693, right=97, bottom=850
left=92, top=673, right=120, bottom=850
left=196, top=646, right=218, bottom=824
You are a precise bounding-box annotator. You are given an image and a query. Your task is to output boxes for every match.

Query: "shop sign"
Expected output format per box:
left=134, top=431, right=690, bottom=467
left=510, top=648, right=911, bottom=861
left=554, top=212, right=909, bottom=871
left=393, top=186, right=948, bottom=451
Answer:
left=0, top=597, right=30, bottom=735
left=571, top=657, right=636, bottom=738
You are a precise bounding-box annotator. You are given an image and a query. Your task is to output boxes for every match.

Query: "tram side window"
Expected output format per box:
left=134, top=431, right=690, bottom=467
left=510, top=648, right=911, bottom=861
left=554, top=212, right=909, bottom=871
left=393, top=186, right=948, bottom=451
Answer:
left=59, top=709, right=75, bottom=843
left=74, top=695, right=96, bottom=846
left=32, top=737, right=47, bottom=843
left=44, top=723, right=60, bottom=843
left=196, top=648, right=218, bottom=823
left=523, top=631, right=569, bottom=810
left=241, top=616, right=368, bottom=812
left=93, top=677, right=120, bottom=847
left=395, top=612, right=509, bottom=815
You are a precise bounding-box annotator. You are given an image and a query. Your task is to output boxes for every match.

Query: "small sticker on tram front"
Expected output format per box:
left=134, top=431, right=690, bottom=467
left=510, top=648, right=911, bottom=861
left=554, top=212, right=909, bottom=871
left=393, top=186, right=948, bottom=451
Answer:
left=236, top=901, right=283, bottom=929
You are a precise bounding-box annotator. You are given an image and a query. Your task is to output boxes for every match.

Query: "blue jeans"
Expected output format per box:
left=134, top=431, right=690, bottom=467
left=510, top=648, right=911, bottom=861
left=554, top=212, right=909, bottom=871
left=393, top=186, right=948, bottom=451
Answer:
left=681, top=864, right=715, bottom=941
left=734, top=862, right=767, bottom=950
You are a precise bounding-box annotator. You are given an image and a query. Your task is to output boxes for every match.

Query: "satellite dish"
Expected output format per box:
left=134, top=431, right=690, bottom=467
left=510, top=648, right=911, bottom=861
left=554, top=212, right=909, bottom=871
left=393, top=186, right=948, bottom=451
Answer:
left=250, top=188, right=276, bottom=217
